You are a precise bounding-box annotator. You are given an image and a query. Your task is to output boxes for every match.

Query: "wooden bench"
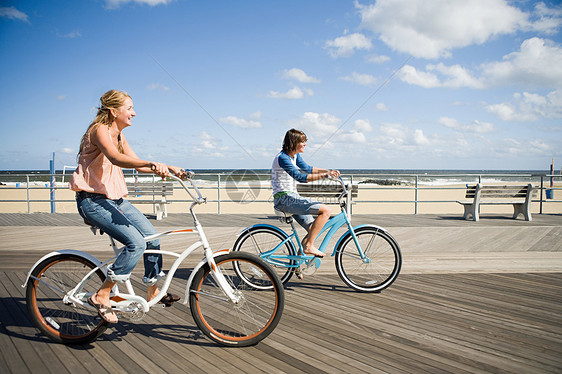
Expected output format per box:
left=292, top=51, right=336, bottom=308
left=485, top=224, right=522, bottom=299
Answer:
left=127, top=181, right=174, bottom=220
left=297, top=183, right=358, bottom=215
left=456, top=183, right=535, bottom=221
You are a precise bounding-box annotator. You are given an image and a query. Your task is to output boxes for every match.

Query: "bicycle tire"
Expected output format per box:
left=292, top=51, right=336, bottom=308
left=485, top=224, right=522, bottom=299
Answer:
left=26, top=253, right=109, bottom=344
left=189, top=251, right=284, bottom=347
left=232, top=226, right=296, bottom=287
left=335, top=226, right=402, bottom=292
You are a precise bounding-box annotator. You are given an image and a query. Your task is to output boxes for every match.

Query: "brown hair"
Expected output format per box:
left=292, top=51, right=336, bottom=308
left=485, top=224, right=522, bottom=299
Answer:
left=77, top=89, right=130, bottom=159
left=282, top=129, right=307, bottom=153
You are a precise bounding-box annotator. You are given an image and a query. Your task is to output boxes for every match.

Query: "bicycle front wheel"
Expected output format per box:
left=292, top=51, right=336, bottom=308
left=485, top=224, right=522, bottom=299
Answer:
left=335, top=226, right=402, bottom=292
left=232, top=226, right=296, bottom=287
left=190, top=252, right=284, bottom=347
left=26, top=253, right=108, bottom=344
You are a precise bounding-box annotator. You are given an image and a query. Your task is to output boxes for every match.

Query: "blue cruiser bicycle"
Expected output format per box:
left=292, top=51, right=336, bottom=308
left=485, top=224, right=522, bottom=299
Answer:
left=233, top=177, right=402, bottom=292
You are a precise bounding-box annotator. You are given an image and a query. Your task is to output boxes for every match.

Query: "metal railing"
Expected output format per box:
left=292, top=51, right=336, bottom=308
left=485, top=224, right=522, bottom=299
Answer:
left=0, top=172, right=560, bottom=214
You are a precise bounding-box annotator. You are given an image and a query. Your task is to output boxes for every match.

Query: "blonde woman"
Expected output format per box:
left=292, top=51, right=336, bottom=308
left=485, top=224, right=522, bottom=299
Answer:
left=69, top=90, right=186, bottom=323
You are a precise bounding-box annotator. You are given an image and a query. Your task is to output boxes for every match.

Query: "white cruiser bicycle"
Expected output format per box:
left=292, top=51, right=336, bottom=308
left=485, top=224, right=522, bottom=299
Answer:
left=23, top=172, right=284, bottom=347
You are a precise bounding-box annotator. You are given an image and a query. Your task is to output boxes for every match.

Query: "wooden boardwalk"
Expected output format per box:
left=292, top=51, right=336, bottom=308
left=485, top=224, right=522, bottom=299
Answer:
left=1, top=213, right=561, bottom=373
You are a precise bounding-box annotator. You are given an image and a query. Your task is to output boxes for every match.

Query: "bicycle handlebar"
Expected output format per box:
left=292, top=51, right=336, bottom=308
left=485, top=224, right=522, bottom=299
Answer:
left=167, top=170, right=207, bottom=205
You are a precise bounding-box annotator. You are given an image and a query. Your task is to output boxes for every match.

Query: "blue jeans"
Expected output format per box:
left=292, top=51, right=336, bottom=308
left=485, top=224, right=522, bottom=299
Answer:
left=273, top=192, right=322, bottom=231
left=76, top=192, right=164, bottom=285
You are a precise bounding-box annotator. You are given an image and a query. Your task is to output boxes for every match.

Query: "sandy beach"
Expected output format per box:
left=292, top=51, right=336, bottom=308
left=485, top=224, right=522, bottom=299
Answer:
left=1, top=182, right=561, bottom=216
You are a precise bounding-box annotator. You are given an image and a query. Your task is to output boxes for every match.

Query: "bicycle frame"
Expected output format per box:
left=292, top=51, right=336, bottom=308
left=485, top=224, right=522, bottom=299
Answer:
left=255, top=178, right=371, bottom=271
left=22, top=173, right=240, bottom=317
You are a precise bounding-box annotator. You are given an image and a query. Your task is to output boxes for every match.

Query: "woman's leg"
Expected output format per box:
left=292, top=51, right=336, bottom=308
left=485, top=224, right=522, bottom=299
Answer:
left=114, top=199, right=167, bottom=301
left=78, top=196, right=151, bottom=308
left=301, top=204, right=330, bottom=256
left=115, top=199, right=163, bottom=286
left=274, top=193, right=329, bottom=256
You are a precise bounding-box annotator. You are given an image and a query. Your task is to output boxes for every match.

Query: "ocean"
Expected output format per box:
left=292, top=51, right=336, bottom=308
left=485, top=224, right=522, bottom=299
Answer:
left=0, top=168, right=557, bottom=187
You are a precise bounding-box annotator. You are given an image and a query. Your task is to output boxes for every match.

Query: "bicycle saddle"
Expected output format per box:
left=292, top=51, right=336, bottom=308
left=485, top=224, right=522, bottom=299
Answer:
left=82, top=218, right=104, bottom=235
left=274, top=208, right=293, bottom=223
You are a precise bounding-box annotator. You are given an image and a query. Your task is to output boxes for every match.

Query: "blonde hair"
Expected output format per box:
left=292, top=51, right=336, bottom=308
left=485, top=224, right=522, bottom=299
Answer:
left=77, top=90, right=130, bottom=159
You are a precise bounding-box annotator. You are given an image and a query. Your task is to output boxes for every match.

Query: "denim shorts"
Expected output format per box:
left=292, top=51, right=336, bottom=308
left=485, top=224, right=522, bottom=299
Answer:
left=273, top=192, right=322, bottom=231
left=76, top=192, right=164, bottom=285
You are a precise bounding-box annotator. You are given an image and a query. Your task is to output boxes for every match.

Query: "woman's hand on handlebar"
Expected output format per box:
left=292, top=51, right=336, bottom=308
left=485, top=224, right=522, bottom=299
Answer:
left=168, top=165, right=189, bottom=179
left=150, top=162, right=170, bottom=179
left=327, top=169, right=341, bottom=179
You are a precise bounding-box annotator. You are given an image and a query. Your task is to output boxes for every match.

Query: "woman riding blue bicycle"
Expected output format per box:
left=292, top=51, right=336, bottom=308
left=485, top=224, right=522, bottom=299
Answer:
left=271, top=129, right=340, bottom=258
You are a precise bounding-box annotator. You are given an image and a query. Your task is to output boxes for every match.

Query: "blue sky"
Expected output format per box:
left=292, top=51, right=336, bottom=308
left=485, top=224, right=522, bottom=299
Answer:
left=1, top=0, right=561, bottom=171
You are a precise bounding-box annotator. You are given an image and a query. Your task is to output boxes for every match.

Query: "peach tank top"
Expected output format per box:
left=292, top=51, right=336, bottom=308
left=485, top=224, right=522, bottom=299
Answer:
left=69, top=126, right=128, bottom=200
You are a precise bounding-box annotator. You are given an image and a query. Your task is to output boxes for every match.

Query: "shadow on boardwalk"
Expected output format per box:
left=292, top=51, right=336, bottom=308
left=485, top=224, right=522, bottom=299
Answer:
left=1, top=213, right=561, bottom=373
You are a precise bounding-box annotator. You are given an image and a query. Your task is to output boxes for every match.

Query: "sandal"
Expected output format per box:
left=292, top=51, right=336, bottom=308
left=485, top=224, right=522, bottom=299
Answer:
left=158, top=293, right=180, bottom=307
left=88, top=296, right=118, bottom=324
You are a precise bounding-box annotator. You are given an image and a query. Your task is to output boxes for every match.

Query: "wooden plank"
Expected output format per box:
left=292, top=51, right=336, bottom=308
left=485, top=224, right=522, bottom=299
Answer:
left=8, top=272, right=113, bottom=374
left=0, top=272, right=71, bottom=374
left=2, top=270, right=562, bottom=373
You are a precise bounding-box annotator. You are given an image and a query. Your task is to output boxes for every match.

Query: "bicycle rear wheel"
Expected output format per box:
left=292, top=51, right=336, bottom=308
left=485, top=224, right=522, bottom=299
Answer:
left=190, top=252, right=284, bottom=347
left=232, top=226, right=296, bottom=287
left=26, top=254, right=108, bottom=344
left=335, top=226, right=402, bottom=292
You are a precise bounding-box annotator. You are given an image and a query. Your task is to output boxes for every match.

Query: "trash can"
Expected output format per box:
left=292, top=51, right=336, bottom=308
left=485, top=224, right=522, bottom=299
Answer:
left=546, top=189, right=553, bottom=199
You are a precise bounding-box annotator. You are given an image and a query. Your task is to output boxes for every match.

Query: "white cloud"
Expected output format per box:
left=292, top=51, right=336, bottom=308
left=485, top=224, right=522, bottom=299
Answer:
left=366, top=54, right=390, bottom=64
left=282, top=68, right=321, bottom=83
left=61, top=148, right=74, bottom=154
left=267, top=86, right=313, bottom=100
left=288, top=112, right=372, bottom=149
left=356, top=0, right=559, bottom=59
left=413, top=129, right=430, bottom=145
left=399, top=38, right=562, bottom=89
left=525, top=2, right=562, bottom=35
left=481, top=37, right=562, bottom=88
left=354, top=119, right=372, bottom=133
left=340, top=72, right=377, bottom=86
left=0, top=6, right=30, bottom=23
left=324, top=32, right=372, bottom=58
left=146, top=83, right=170, bottom=91
left=374, top=102, right=388, bottom=111
left=56, top=30, right=82, bottom=38
left=486, top=90, right=562, bottom=121
left=220, top=111, right=262, bottom=128
left=439, top=117, right=495, bottom=133
left=195, top=132, right=227, bottom=156
left=199, top=131, right=212, bottom=140
left=104, top=0, right=173, bottom=9
left=290, top=112, right=340, bottom=137
left=379, top=123, right=407, bottom=145
left=399, top=65, right=442, bottom=88
left=399, top=63, right=484, bottom=88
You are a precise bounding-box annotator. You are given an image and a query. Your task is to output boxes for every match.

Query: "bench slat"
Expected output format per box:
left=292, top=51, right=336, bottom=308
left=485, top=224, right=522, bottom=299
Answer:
left=126, top=182, right=174, bottom=220
left=297, top=184, right=358, bottom=198
left=127, top=182, right=174, bottom=195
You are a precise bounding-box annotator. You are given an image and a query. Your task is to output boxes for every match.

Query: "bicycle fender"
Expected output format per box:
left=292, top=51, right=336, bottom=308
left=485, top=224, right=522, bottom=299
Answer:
left=332, top=224, right=388, bottom=256
left=236, top=224, right=289, bottom=238
left=182, top=249, right=231, bottom=305
left=21, top=250, right=104, bottom=288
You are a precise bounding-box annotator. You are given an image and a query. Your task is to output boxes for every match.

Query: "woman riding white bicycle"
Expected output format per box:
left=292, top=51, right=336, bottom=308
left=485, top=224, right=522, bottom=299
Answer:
left=69, top=89, right=186, bottom=323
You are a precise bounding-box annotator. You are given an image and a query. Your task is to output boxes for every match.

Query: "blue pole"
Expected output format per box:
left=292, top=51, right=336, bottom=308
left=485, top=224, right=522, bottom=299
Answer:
left=50, top=152, right=55, bottom=213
